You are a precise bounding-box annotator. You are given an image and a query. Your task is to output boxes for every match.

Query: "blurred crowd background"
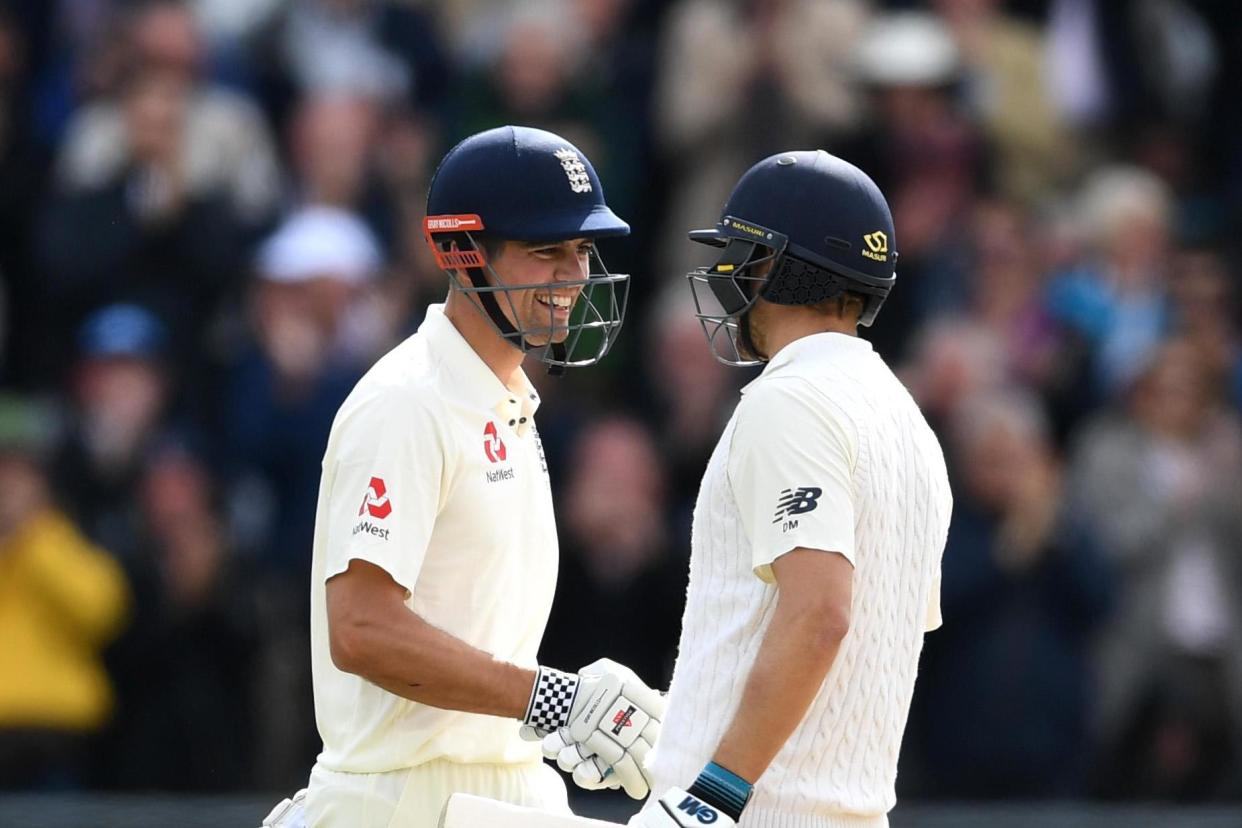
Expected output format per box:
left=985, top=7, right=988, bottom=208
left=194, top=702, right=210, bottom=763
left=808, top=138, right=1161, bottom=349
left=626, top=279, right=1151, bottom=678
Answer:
left=0, top=0, right=1239, bottom=807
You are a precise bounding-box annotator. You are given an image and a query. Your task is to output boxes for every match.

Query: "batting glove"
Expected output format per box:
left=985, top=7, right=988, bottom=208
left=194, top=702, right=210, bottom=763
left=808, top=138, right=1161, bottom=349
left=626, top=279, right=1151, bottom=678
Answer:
left=520, top=658, right=665, bottom=799
left=627, top=763, right=752, bottom=827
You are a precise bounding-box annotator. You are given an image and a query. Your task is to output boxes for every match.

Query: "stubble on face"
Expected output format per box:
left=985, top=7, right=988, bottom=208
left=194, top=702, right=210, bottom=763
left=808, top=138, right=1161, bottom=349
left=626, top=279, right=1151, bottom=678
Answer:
left=738, top=256, right=775, bottom=361
left=487, top=239, right=593, bottom=346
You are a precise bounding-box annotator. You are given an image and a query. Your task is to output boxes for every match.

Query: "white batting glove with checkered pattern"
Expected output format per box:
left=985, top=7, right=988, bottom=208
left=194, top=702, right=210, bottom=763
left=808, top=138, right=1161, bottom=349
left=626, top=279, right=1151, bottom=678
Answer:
left=521, top=658, right=664, bottom=800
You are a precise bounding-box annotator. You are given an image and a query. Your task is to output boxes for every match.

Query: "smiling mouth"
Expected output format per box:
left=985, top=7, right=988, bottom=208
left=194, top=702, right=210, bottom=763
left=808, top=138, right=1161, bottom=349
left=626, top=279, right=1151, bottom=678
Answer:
left=536, top=294, right=575, bottom=312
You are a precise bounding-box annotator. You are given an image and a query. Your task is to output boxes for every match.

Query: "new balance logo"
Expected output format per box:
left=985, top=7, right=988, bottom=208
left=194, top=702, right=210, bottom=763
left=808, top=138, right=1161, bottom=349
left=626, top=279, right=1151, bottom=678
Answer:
left=676, top=796, right=719, bottom=824
left=611, top=705, right=636, bottom=735
left=772, top=486, right=822, bottom=523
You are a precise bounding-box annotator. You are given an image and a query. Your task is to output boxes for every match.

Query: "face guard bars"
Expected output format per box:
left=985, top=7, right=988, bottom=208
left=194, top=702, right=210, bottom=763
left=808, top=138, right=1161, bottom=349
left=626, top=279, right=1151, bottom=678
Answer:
left=423, top=214, right=629, bottom=371
left=685, top=218, right=791, bottom=367
left=686, top=216, right=893, bottom=367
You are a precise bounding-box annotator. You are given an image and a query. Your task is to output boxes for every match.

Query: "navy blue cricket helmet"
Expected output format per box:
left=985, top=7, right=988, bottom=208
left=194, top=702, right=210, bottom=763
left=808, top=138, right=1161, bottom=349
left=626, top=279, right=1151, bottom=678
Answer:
left=687, top=150, right=897, bottom=365
left=428, top=125, right=630, bottom=241
left=424, top=126, right=631, bottom=370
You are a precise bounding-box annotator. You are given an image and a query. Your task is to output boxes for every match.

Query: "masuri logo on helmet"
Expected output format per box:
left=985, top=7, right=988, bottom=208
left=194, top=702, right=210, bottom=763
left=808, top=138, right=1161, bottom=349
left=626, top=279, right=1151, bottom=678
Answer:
left=862, top=231, right=889, bottom=261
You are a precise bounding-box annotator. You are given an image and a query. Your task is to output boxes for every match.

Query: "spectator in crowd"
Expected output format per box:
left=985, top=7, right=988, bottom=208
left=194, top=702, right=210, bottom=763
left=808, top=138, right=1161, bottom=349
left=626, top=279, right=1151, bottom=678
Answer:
left=933, top=0, right=1076, bottom=202
left=99, top=438, right=260, bottom=791
left=900, top=318, right=1006, bottom=439
left=966, top=200, right=1063, bottom=387
left=224, top=206, right=383, bottom=574
left=286, top=92, right=399, bottom=251
left=1166, top=247, right=1242, bottom=408
left=54, top=0, right=280, bottom=225
left=375, top=110, right=447, bottom=330
left=54, top=304, right=174, bottom=564
left=641, top=281, right=737, bottom=533
left=653, top=0, right=870, bottom=286
left=848, top=10, right=989, bottom=359
left=1046, top=0, right=1220, bottom=145
left=255, top=0, right=449, bottom=121
left=1045, top=165, right=1173, bottom=400
left=540, top=416, right=685, bottom=689
left=0, top=393, right=130, bottom=789
left=37, top=0, right=278, bottom=372
left=446, top=0, right=647, bottom=228
left=1070, top=339, right=1242, bottom=799
left=906, top=388, right=1112, bottom=798
left=948, top=198, right=1093, bottom=443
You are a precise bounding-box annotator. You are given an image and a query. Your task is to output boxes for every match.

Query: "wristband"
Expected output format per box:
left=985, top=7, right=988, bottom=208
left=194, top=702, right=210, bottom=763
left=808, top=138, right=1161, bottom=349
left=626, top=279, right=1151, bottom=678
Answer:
left=524, top=665, right=580, bottom=732
left=686, top=761, right=752, bottom=822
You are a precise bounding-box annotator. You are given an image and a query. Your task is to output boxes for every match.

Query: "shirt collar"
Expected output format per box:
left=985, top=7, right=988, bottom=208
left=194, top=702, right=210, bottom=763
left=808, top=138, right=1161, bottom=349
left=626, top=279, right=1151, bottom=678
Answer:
left=741, top=331, right=872, bottom=396
left=421, top=304, right=541, bottom=436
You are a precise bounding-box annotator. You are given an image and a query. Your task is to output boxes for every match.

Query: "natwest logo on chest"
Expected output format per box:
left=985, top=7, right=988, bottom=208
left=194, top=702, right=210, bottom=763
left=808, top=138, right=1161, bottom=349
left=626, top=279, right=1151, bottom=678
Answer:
left=483, top=421, right=507, bottom=463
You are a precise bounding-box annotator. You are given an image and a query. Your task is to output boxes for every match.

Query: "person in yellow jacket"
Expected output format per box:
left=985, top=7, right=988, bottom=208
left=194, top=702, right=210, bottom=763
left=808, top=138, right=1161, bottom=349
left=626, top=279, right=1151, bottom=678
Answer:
left=0, top=394, right=130, bottom=788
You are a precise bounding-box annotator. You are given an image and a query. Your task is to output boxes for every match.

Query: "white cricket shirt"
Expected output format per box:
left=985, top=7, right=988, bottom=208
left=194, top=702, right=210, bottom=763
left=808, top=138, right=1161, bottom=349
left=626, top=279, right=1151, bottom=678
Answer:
left=310, top=304, right=557, bottom=773
left=647, top=332, right=952, bottom=826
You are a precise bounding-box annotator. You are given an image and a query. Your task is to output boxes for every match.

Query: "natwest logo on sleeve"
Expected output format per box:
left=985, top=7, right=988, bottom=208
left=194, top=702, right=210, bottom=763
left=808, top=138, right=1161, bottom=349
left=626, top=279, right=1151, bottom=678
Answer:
left=358, top=476, right=393, bottom=519
left=483, top=421, right=507, bottom=463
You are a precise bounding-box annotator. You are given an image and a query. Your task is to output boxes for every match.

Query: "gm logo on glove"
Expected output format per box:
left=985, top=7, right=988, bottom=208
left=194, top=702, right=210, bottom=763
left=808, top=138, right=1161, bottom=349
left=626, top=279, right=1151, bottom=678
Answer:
left=677, top=795, right=718, bottom=824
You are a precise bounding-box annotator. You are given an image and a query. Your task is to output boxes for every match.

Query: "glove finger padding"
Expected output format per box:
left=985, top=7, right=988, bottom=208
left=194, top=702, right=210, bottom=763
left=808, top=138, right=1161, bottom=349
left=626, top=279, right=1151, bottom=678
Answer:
left=541, top=728, right=572, bottom=762
left=629, top=736, right=650, bottom=767
left=609, top=750, right=650, bottom=800
left=556, top=741, right=592, bottom=774
left=584, top=730, right=652, bottom=800
left=571, top=754, right=617, bottom=790
left=639, top=718, right=660, bottom=751
left=582, top=729, right=625, bottom=765
left=547, top=725, right=620, bottom=792
left=518, top=724, right=547, bottom=743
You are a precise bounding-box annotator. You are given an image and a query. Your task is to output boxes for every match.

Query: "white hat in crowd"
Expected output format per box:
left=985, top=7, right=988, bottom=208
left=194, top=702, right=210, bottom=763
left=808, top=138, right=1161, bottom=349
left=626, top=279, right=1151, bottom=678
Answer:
left=257, top=206, right=382, bottom=285
left=855, top=12, right=961, bottom=88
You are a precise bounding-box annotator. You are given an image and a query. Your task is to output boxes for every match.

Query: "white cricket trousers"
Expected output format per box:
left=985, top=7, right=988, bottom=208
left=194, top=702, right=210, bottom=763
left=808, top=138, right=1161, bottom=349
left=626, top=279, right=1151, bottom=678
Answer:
left=303, top=758, right=569, bottom=828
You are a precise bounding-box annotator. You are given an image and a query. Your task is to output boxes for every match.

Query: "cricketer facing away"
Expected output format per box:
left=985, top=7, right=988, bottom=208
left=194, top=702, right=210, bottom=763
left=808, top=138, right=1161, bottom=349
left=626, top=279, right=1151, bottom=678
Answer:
left=549, top=151, right=954, bottom=828
left=260, top=126, right=665, bottom=828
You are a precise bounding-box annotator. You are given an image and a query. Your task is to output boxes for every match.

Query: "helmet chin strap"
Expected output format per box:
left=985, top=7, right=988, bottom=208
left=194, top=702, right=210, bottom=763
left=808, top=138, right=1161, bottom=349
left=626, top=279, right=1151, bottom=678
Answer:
left=464, top=268, right=540, bottom=350
left=547, top=343, right=566, bottom=376
left=465, top=267, right=569, bottom=375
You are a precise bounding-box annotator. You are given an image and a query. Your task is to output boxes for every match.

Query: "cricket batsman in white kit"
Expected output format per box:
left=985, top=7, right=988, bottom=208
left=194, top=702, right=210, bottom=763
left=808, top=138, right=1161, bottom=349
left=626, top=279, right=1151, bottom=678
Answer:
left=547, top=151, right=953, bottom=828
left=259, top=126, right=665, bottom=828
